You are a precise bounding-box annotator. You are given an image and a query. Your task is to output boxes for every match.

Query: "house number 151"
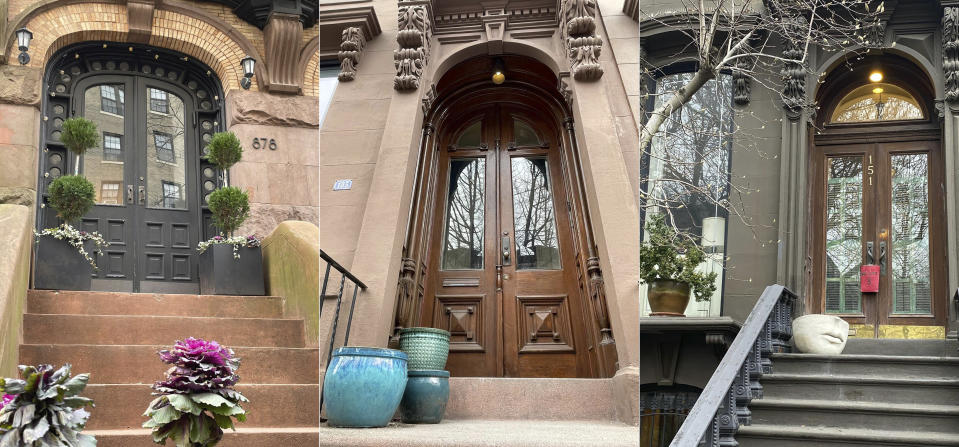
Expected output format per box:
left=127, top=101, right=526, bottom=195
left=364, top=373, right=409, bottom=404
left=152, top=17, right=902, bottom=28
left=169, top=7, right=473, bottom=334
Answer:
left=252, top=138, right=277, bottom=150
left=867, top=155, right=874, bottom=185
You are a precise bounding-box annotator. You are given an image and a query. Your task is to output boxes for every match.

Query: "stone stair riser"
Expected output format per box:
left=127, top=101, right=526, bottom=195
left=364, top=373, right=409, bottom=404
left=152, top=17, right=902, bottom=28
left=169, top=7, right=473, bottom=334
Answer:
left=90, top=431, right=319, bottom=447
left=27, top=290, right=284, bottom=318
left=771, top=358, right=959, bottom=378
left=762, top=379, right=959, bottom=405
left=750, top=405, right=959, bottom=434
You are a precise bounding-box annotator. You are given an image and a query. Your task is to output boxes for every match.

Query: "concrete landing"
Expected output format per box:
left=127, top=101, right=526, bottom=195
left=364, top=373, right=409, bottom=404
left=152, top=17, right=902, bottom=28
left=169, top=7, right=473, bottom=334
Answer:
left=320, top=419, right=639, bottom=447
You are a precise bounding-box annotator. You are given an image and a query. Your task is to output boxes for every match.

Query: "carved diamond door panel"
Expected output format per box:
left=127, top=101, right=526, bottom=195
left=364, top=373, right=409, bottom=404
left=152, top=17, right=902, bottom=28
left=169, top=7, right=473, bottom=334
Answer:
left=422, top=104, right=590, bottom=378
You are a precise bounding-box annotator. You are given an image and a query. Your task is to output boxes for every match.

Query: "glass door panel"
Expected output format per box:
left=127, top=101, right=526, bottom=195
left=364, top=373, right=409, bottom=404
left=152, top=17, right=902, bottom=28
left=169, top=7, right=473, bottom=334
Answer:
left=890, top=153, right=931, bottom=314
left=83, top=84, right=127, bottom=205
left=510, top=157, right=560, bottom=270
left=824, top=155, right=864, bottom=314
left=441, top=158, right=486, bottom=270
left=145, top=87, right=187, bottom=210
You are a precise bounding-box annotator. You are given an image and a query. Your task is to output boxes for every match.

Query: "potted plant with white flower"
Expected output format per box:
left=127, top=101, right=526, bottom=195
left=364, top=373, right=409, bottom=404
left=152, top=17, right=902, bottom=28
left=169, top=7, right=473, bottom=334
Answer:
left=197, top=132, right=264, bottom=295
left=34, top=117, right=107, bottom=290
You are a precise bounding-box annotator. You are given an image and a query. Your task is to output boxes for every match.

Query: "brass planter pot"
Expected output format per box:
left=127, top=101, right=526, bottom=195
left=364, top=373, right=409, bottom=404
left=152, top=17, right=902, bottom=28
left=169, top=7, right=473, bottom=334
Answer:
left=648, top=280, right=691, bottom=317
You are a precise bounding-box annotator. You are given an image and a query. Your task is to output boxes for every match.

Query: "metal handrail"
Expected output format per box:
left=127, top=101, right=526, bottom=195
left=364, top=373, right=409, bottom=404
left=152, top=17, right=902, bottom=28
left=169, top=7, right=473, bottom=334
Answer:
left=320, top=250, right=368, bottom=417
left=669, top=284, right=797, bottom=447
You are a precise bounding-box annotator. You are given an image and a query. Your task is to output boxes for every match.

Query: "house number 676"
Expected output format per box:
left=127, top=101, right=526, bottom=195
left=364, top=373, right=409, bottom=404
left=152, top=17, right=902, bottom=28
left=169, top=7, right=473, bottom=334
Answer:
left=252, top=138, right=277, bottom=150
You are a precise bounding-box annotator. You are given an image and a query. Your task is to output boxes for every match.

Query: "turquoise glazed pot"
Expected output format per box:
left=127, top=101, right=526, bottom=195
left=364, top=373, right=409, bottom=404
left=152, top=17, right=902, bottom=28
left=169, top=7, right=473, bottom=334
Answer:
left=399, top=327, right=450, bottom=370
left=400, top=370, right=450, bottom=424
left=323, top=347, right=408, bottom=427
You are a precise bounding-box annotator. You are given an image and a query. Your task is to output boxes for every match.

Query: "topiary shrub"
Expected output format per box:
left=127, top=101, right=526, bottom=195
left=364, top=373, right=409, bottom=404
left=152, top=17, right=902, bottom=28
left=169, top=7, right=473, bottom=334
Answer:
left=48, top=175, right=95, bottom=224
left=640, top=213, right=718, bottom=302
left=204, top=132, right=243, bottom=172
left=59, top=117, right=99, bottom=156
left=207, top=187, right=249, bottom=236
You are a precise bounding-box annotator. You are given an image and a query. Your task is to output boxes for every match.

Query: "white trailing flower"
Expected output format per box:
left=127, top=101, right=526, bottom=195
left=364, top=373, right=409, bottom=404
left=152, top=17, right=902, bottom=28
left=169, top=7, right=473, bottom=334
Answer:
left=197, top=234, right=261, bottom=259
left=34, top=223, right=108, bottom=269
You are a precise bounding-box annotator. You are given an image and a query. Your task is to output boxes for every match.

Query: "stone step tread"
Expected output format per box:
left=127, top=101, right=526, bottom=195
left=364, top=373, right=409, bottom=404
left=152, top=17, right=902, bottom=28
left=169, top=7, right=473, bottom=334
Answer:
left=86, top=427, right=318, bottom=447
left=737, top=424, right=959, bottom=445
left=750, top=398, right=959, bottom=415
left=19, top=344, right=318, bottom=384
left=320, top=419, right=638, bottom=447
left=762, top=373, right=959, bottom=386
left=28, top=290, right=283, bottom=318
left=28, top=290, right=282, bottom=300
left=443, top=377, right=617, bottom=421
left=772, top=353, right=959, bottom=363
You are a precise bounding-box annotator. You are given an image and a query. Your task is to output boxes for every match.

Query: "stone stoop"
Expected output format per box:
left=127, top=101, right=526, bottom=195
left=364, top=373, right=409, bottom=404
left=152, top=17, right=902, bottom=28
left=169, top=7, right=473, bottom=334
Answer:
left=320, top=377, right=639, bottom=446
left=737, top=339, right=959, bottom=446
left=22, top=290, right=319, bottom=447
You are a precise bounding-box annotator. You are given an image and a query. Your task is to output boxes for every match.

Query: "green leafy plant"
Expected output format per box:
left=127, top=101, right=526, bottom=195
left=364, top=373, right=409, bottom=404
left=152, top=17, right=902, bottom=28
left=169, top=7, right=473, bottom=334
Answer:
left=47, top=175, right=95, bottom=224
left=0, top=364, right=96, bottom=446
left=143, top=338, right=247, bottom=447
left=206, top=187, right=249, bottom=237
left=204, top=133, right=242, bottom=187
left=640, top=214, right=718, bottom=302
left=60, top=118, right=98, bottom=175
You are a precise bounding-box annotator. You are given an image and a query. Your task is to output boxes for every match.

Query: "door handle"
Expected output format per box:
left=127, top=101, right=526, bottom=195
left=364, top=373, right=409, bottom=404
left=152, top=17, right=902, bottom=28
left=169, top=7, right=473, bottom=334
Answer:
left=879, top=241, right=887, bottom=275
left=502, top=234, right=511, bottom=266
left=866, top=241, right=875, bottom=265
left=138, top=185, right=145, bottom=205
left=126, top=185, right=134, bottom=204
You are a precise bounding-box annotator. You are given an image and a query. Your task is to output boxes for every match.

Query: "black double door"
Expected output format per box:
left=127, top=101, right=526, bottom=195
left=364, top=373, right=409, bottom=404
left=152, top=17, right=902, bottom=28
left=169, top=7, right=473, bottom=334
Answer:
left=73, top=75, right=201, bottom=293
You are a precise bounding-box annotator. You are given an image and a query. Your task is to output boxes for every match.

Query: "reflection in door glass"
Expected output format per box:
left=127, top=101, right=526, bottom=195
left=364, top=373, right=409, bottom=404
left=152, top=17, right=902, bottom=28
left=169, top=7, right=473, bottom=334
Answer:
left=442, top=159, right=485, bottom=270
left=511, top=157, right=560, bottom=270
left=83, top=85, right=126, bottom=205
left=891, top=154, right=931, bottom=314
left=146, top=88, right=187, bottom=209
left=825, top=156, right=863, bottom=314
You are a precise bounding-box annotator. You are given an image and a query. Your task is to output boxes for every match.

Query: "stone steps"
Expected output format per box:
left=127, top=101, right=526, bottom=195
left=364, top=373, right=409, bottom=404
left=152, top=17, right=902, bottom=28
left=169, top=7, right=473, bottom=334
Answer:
left=749, top=398, right=959, bottom=434
left=760, top=373, right=959, bottom=405
left=86, top=428, right=319, bottom=447
left=770, top=353, right=959, bottom=378
left=738, top=425, right=959, bottom=446
left=23, top=313, right=306, bottom=347
left=445, top=377, right=617, bottom=421
left=19, top=344, right=318, bottom=384
left=27, top=290, right=284, bottom=318
left=320, top=419, right=638, bottom=447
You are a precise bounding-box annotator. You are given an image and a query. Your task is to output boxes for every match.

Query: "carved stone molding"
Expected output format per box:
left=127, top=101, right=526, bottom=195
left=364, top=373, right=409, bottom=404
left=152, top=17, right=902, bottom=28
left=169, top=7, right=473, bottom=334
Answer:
left=732, top=34, right=759, bottom=106
left=395, top=0, right=432, bottom=91
left=781, top=16, right=808, bottom=119
left=421, top=83, right=437, bottom=115
left=945, top=7, right=959, bottom=103
left=318, top=3, right=382, bottom=59
left=557, top=71, right=573, bottom=107
left=586, top=257, right=614, bottom=345
left=207, top=0, right=318, bottom=29
left=263, top=13, right=303, bottom=93
left=561, top=0, right=604, bottom=81
left=482, top=8, right=508, bottom=55
left=227, top=90, right=319, bottom=128
left=337, top=27, right=366, bottom=81
left=127, top=0, right=156, bottom=44
left=393, top=257, right=418, bottom=338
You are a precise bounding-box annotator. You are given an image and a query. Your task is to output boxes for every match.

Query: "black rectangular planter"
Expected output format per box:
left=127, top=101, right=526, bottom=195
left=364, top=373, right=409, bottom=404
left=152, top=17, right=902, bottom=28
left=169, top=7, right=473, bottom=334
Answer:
left=198, top=244, right=265, bottom=296
left=34, top=237, right=93, bottom=291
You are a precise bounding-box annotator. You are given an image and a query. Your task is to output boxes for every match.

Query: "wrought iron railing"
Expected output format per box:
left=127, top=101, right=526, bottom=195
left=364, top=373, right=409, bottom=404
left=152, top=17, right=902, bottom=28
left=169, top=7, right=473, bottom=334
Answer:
left=669, top=285, right=797, bottom=447
left=320, top=250, right=368, bottom=368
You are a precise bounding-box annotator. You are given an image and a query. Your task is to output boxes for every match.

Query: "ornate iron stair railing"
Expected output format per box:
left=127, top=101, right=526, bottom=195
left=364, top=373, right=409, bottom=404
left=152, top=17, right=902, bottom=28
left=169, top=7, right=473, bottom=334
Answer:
left=320, top=249, right=368, bottom=367
left=669, top=284, right=797, bottom=447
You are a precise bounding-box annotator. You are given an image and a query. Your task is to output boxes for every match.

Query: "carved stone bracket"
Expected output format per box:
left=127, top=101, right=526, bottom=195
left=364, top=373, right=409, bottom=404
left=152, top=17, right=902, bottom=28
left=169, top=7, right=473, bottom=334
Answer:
left=421, top=83, right=437, bottom=115
left=561, top=0, right=604, bottom=81
left=127, top=0, right=156, bottom=44
left=395, top=0, right=432, bottom=91
left=557, top=71, right=573, bottom=108
left=586, top=257, right=614, bottom=345
left=337, top=27, right=366, bottom=81
left=945, top=7, right=959, bottom=103
left=781, top=16, right=808, bottom=119
left=732, top=33, right=760, bottom=106
left=264, top=13, right=304, bottom=93
left=482, top=8, right=508, bottom=55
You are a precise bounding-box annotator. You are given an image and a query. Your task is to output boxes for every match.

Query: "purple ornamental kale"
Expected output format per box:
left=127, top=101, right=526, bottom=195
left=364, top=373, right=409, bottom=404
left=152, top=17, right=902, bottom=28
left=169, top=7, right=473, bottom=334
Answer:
left=152, top=337, right=241, bottom=394
left=0, top=394, right=14, bottom=410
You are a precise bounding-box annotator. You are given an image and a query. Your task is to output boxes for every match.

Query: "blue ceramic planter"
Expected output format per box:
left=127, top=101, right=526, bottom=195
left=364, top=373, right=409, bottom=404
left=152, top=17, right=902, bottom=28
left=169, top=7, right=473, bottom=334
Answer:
left=399, top=370, right=450, bottom=424
left=323, top=347, right=408, bottom=427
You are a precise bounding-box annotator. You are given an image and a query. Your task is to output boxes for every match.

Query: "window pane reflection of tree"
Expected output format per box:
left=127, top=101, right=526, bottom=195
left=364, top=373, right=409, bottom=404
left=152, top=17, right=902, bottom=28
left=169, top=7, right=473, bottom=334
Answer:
left=891, top=154, right=931, bottom=314
left=511, top=157, right=560, bottom=269
left=442, top=159, right=485, bottom=270
left=824, top=156, right=863, bottom=314
left=146, top=88, right=187, bottom=210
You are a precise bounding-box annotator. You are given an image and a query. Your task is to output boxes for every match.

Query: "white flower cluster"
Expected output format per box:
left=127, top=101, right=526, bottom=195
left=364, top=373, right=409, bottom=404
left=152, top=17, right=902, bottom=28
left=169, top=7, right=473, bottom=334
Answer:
left=197, top=234, right=261, bottom=259
left=34, top=224, right=109, bottom=269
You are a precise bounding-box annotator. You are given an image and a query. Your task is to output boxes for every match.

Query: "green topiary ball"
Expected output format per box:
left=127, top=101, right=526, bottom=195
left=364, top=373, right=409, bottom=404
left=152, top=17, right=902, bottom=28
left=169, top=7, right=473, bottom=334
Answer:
left=59, top=117, right=99, bottom=155
left=48, top=175, right=95, bottom=223
left=207, top=186, right=250, bottom=236
left=204, top=132, right=243, bottom=171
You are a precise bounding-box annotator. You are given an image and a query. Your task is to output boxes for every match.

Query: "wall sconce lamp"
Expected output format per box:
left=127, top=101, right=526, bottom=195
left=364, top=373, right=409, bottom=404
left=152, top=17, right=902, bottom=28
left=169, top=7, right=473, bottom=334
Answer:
left=16, top=28, right=32, bottom=65
left=492, top=58, right=506, bottom=85
left=240, top=56, right=256, bottom=89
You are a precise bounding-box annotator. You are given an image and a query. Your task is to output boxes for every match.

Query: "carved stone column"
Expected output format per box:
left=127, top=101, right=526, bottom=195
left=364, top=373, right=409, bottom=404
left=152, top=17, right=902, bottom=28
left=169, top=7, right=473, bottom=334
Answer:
left=394, top=0, right=432, bottom=91
left=264, top=13, right=303, bottom=93
left=337, top=27, right=366, bottom=81
left=943, top=7, right=959, bottom=331
left=560, top=0, right=604, bottom=81
left=946, top=8, right=959, bottom=102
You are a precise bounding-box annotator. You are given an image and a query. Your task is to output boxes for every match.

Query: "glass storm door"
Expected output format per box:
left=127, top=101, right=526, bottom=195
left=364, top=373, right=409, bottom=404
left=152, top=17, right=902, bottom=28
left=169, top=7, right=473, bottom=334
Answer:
left=423, top=106, right=590, bottom=377
left=813, top=140, right=945, bottom=337
left=75, top=76, right=200, bottom=293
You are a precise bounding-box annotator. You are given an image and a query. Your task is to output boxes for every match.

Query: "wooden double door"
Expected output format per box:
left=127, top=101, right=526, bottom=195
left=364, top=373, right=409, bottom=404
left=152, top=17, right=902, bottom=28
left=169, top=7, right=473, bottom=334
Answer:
left=421, top=105, right=590, bottom=377
left=811, top=137, right=947, bottom=337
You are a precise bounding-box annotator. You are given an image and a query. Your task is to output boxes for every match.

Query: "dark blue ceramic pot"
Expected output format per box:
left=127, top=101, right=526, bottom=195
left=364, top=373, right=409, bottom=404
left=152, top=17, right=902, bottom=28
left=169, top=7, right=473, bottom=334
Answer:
left=323, top=347, right=408, bottom=427
left=399, top=370, right=450, bottom=424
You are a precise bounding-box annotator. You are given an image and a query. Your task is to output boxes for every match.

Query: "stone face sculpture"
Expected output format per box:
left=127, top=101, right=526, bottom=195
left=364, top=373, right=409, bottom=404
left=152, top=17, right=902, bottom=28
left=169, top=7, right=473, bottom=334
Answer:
left=792, top=314, right=849, bottom=355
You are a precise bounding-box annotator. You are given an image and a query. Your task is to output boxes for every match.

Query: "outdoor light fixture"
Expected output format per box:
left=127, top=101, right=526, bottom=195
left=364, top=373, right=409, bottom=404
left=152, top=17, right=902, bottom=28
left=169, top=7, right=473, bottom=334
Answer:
left=16, top=28, right=32, bottom=65
left=240, top=56, right=256, bottom=89
left=869, top=71, right=883, bottom=82
left=875, top=86, right=886, bottom=119
left=872, top=87, right=884, bottom=94
left=492, top=58, right=506, bottom=85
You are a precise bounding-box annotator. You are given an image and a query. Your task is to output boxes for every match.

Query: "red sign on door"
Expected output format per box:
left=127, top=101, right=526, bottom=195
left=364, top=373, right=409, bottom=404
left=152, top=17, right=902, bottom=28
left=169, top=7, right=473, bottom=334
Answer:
left=861, top=265, right=880, bottom=293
